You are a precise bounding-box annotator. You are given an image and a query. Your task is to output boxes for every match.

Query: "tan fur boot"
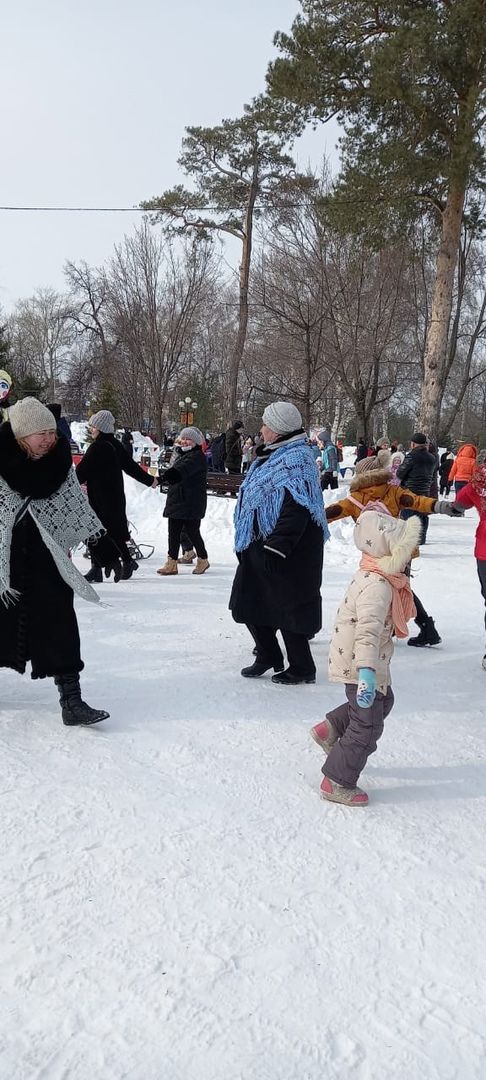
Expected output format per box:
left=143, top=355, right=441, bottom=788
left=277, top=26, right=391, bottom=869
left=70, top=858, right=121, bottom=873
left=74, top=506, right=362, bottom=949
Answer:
left=157, top=557, right=178, bottom=576
left=192, top=557, right=210, bottom=575
left=177, top=549, right=196, bottom=564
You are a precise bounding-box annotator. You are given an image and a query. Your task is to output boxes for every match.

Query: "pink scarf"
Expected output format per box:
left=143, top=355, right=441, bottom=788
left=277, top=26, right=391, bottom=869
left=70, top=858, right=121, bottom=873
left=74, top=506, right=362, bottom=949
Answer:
left=359, top=554, right=417, bottom=638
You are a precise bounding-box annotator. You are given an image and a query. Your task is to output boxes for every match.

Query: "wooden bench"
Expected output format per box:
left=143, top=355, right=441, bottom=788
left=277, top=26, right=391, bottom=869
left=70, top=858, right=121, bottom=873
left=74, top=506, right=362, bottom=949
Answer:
left=206, top=472, right=243, bottom=497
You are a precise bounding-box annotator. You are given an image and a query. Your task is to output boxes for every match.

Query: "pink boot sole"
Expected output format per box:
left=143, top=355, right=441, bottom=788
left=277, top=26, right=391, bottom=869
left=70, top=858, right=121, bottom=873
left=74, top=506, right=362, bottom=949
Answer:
left=310, top=719, right=338, bottom=754
left=320, top=776, right=368, bottom=806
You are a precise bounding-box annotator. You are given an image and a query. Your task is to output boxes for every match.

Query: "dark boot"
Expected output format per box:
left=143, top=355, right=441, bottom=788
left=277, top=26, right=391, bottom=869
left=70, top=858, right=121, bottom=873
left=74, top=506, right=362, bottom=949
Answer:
left=84, top=562, right=102, bottom=583
left=55, top=674, right=109, bottom=726
left=408, top=617, right=441, bottom=647
left=120, top=560, right=134, bottom=580
left=241, top=659, right=284, bottom=678
left=272, top=669, right=316, bottom=685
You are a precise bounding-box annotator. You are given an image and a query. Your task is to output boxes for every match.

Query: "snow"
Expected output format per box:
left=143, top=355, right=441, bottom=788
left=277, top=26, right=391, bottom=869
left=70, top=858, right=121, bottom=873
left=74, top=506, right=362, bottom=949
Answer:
left=2, top=478, right=486, bottom=1080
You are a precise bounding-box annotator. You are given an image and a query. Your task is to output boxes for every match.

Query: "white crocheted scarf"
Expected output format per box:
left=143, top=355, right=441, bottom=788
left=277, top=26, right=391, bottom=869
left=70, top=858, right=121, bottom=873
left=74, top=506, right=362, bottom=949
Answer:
left=0, top=467, right=105, bottom=607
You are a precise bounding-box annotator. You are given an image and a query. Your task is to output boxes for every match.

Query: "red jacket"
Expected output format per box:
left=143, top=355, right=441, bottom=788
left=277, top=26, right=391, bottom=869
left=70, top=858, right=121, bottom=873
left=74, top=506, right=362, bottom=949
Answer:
left=455, top=483, right=486, bottom=560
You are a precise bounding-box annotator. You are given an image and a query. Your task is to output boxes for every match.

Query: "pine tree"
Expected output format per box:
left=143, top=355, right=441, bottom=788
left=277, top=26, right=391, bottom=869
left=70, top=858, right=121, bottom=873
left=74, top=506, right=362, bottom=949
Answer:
left=141, top=99, right=312, bottom=421
left=267, top=0, right=486, bottom=436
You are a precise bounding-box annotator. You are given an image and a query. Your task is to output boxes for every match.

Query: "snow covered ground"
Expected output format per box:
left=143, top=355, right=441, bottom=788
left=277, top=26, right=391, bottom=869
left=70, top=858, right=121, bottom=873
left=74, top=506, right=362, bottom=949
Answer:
left=2, top=478, right=486, bottom=1080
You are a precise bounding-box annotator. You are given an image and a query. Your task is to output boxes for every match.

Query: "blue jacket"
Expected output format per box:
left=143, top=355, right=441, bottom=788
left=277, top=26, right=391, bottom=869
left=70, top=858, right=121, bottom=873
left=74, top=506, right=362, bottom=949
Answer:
left=320, top=441, right=338, bottom=473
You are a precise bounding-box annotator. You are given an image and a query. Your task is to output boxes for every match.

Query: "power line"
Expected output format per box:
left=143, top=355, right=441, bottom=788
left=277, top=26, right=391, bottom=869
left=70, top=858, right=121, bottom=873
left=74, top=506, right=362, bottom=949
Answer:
left=0, top=203, right=301, bottom=213
left=0, top=205, right=150, bottom=212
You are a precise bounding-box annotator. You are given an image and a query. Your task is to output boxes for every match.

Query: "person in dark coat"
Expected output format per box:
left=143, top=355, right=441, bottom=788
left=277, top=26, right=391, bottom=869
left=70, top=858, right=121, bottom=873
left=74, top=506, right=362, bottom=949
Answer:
left=225, top=420, right=244, bottom=474
left=439, top=450, right=455, bottom=496
left=157, top=426, right=209, bottom=577
left=47, top=403, right=72, bottom=443
left=121, top=427, right=134, bottom=457
left=76, top=409, right=157, bottom=581
left=355, top=437, right=368, bottom=462
left=0, top=398, right=121, bottom=725
left=230, top=401, right=329, bottom=685
left=397, top=432, right=437, bottom=545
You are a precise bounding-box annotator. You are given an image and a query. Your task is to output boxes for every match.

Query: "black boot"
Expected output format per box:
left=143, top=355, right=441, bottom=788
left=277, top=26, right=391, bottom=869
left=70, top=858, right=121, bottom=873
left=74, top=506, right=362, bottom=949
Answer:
left=241, top=659, right=284, bottom=678
left=84, top=562, right=102, bottom=583
left=272, top=669, right=316, bottom=685
left=408, top=617, right=441, bottom=647
left=55, top=674, right=109, bottom=725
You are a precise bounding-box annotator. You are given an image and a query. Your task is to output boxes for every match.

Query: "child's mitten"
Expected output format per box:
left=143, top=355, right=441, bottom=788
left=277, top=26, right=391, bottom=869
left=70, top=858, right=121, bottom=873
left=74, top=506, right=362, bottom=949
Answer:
left=356, top=668, right=376, bottom=708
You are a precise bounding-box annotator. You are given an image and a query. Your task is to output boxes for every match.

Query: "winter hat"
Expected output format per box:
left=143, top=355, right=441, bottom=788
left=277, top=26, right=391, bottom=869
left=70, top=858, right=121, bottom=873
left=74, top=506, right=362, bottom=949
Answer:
left=354, top=510, right=422, bottom=574
left=317, top=429, right=331, bottom=443
left=89, top=409, right=115, bottom=434
left=411, top=432, right=427, bottom=445
left=9, top=397, right=57, bottom=439
left=179, top=426, right=204, bottom=445
left=262, top=401, right=303, bottom=435
left=354, top=448, right=392, bottom=476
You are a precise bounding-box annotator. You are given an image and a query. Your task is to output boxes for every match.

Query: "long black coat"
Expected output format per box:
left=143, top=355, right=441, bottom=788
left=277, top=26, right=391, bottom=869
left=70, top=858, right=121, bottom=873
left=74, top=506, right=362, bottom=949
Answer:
left=163, top=446, right=207, bottom=519
left=76, top=432, right=153, bottom=546
left=396, top=446, right=437, bottom=496
left=225, top=425, right=243, bottom=471
left=229, top=490, right=324, bottom=636
left=0, top=423, right=83, bottom=678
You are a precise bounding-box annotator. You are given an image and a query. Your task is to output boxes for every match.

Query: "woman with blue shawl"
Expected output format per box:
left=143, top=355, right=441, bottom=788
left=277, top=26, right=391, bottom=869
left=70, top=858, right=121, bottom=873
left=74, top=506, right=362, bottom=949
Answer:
left=230, top=401, right=330, bottom=684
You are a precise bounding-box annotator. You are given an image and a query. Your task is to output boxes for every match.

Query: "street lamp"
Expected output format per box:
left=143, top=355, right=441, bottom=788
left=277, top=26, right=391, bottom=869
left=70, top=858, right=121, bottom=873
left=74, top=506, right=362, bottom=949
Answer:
left=178, top=396, right=198, bottom=425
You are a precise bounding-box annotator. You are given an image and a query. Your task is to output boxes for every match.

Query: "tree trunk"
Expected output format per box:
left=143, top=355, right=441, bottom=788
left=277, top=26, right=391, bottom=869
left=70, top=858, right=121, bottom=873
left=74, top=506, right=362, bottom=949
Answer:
left=418, top=183, right=466, bottom=438
left=226, top=152, right=259, bottom=422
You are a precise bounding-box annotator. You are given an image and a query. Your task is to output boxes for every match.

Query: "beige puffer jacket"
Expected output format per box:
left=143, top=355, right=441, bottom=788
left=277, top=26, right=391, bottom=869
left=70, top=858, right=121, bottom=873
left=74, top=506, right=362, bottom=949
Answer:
left=328, top=511, right=422, bottom=693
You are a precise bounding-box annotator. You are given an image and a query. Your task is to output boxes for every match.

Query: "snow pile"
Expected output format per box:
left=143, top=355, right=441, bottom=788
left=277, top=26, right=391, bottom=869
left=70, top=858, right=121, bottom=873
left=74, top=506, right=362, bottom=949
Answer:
left=1, top=477, right=486, bottom=1079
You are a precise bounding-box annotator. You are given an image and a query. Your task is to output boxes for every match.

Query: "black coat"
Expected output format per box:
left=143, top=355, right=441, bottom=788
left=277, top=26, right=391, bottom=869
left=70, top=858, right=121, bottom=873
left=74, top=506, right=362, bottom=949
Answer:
left=225, top=425, right=243, bottom=471
left=163, top=446, right=207, bottom=519
left=439, top=452, right=454, bottom=482
left=229, top=490, right=323, bottom=636
left=396, top=446, right=437, bottom=496
left=76, top=432, right=153, bottom=545
left=0, top=423, right=83, bottom=678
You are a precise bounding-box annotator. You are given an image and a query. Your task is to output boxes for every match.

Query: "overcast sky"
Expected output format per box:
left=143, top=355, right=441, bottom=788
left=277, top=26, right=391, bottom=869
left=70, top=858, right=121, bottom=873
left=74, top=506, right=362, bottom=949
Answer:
left=1, top=0, right=340, bottom=311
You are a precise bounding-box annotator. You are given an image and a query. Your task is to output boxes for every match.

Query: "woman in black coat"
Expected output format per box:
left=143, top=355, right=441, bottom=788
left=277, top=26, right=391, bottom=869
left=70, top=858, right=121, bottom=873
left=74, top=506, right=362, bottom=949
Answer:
left=0, top=398, right=121, bottom=725
left=225, top=420, right=244, bottom=473
left=230, top=401, right=329, bottom=685
left=157, top=427, right=209, bottom=576
left=76, top=410, right=157, bottom=580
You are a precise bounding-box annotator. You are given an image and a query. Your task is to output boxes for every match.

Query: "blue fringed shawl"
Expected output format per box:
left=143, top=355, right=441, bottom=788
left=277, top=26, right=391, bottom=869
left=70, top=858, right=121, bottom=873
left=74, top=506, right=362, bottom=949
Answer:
left=234, top=436, right=330, bottom=552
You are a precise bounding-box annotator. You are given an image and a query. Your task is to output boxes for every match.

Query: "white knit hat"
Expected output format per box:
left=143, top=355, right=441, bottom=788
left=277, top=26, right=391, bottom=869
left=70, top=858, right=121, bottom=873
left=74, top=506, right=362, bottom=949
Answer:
left=9, top=397, right=57, bottom=439
left=262, top=401, right=303, bottom=435
left=179, top=426, right=204, bottom=445
left=89, top=409, right=115, bottom=434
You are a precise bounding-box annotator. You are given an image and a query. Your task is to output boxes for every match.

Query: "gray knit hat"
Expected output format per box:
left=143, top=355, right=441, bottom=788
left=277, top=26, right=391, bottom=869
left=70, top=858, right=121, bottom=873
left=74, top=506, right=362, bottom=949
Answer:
left=89, top=409, right=115, bottom=434
left=355, top=448, right=392, bottom=476
left=262, top=401, right=303, bottom=435
left=9, top=397, right=57, bottom=439
left=317, top=429, right=331, bottom=443
left=179, top=426, right=204, bottom=445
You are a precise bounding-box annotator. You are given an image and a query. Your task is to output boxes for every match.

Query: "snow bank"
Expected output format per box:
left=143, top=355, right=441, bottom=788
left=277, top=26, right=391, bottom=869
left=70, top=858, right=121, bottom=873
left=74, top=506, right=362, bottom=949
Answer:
left=2, top=475, right=485, bottom=1079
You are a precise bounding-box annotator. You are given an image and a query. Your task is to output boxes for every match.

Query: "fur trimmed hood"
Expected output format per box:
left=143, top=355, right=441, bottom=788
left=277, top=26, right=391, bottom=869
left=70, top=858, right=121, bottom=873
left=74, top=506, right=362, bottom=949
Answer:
left=350, top=467, right=392, bottom=492
left=354, top=510, right=422, bottom=573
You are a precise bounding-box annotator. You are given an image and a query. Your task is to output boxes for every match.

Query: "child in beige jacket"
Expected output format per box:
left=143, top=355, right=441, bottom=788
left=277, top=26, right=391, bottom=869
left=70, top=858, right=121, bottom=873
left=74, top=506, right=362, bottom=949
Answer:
left=311, top=509, right=422, bottom=805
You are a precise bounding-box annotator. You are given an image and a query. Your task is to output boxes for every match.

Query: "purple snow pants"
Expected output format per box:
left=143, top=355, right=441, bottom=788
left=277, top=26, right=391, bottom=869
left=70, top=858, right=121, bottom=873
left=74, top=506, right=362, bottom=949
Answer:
left=322, top=683, right=395, bottom=789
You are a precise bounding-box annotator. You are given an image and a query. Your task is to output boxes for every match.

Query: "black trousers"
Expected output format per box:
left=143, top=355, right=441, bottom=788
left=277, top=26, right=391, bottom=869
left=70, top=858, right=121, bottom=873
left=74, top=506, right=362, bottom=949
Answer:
left=478, top=559, right=486, bottom=632
left=321, top=471, right=339, bottom=491
left=247, top=624, right=316, bottom=677
left=168, top=518, right=207, bottom=560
